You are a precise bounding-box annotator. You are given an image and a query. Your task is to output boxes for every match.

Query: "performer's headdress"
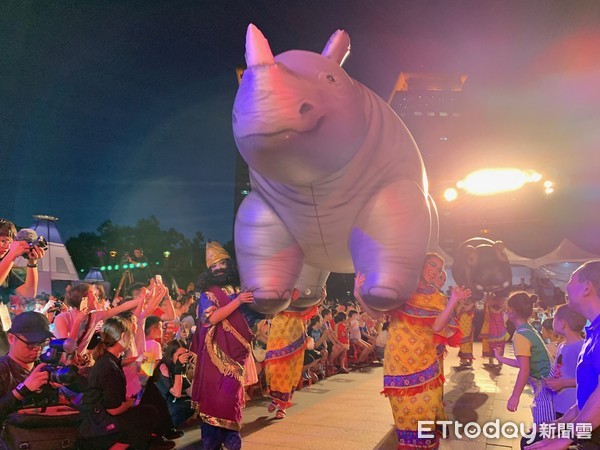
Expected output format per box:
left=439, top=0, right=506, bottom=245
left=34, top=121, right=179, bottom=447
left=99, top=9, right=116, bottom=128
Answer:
left=205, top=241, right=230, bottom=268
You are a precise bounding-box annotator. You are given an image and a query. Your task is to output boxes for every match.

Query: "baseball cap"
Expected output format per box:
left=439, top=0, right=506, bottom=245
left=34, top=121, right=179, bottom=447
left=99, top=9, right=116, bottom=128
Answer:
left=9, top=312, right=54, bottom=342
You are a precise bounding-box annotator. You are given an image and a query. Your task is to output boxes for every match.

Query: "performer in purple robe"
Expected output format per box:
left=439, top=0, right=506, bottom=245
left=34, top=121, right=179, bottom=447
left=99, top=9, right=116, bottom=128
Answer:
left=191, top=241, right=255, bottom=450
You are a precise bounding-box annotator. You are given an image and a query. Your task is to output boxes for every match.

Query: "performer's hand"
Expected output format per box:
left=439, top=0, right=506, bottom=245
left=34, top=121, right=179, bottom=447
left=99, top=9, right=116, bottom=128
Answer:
left=320, top=286, right=327, bottom=301
left=450, top=285, right=471, bottom=304
left=237, top=291, right=254, bottom=304
left=354, top=272, right=366, bottom=298
left=506, top=393, right=519, bottom=412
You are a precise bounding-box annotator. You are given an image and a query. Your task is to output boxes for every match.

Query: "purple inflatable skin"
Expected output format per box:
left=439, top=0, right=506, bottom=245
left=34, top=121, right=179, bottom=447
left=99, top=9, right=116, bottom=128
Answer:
left=233, top=25, right=431, bottom=314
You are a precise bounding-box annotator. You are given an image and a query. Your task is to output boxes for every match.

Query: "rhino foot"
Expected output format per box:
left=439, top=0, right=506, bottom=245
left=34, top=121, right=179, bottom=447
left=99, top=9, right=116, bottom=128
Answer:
left=285, top=296, right=322, bottom=312
left=362, top=287, right=409, bottom=312
left=250, top=297, right=291, bottom=314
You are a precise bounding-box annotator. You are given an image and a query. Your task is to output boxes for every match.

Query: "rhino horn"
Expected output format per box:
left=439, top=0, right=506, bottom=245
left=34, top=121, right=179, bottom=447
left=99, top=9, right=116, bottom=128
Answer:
left=245, top=24, right=275, bottom=67
left=322, top=30, right=351, bottom=66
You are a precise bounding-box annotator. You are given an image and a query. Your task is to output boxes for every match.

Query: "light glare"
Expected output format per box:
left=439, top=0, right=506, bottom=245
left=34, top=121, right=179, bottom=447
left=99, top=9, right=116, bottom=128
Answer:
left=459, top=168, right=542, bottom=196
left=443, top=188, right=458, bottom=202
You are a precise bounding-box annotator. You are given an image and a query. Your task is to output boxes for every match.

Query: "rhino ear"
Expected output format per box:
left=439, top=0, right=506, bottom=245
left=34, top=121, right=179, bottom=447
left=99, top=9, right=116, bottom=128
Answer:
left=322, top=30, right=351, bottom=66
left=493, top=241, right=509, bottom=261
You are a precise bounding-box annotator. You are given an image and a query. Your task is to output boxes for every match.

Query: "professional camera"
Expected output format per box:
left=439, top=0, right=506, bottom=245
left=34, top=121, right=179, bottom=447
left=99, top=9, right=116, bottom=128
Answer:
left=14, top=228, right=49, bottom=259
left=39, top=338, right=78, bottom=385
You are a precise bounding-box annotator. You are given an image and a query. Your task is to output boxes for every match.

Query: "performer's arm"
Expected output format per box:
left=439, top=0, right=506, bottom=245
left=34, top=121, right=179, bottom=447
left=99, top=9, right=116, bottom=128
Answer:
left=433, top=286, right=471, bottom=332
left=207, top=292, right=254, bottom=325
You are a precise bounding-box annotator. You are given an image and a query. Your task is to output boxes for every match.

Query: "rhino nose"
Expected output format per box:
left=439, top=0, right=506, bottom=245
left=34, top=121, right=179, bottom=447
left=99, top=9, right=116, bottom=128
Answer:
left=299, top=102, right=314, bottom=115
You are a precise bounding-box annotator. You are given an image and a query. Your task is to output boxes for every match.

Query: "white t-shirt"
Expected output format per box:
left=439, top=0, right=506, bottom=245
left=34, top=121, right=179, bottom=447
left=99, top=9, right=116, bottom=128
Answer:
left=143, top=339, right=162, bottom=376
left=349, top=318, right=362, bottom=340
left=376, top=330, right=389, bottom=348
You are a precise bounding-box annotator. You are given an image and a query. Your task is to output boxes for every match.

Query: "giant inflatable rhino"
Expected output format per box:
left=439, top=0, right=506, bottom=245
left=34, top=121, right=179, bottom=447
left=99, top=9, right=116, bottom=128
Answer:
left=233, top=24, right=433, bottom=314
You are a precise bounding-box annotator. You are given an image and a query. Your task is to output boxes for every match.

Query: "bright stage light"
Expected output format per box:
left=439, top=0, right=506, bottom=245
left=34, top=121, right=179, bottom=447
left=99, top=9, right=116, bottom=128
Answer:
left=458, top=168, right=542, bottom=196
left=544, top=180, right=553, bottom=188
left=545, top=187, right=554, bottom=194
left=443, top=188, right=458, bottom=202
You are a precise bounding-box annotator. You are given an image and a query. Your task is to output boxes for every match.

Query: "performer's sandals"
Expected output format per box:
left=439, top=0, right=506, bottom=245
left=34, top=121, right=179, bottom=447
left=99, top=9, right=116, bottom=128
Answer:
left=267, top=401, right=278, bottom=413
left=275, top=409, right=286, bottom=419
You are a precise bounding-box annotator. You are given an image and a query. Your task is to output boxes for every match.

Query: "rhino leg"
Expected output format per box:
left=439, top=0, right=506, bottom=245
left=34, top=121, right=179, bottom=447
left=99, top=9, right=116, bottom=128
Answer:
left=234, top=191, right=304, bottom=314
left=350, top=180, right=430, bottom=311
left=286, top=265, right=330, bottom=311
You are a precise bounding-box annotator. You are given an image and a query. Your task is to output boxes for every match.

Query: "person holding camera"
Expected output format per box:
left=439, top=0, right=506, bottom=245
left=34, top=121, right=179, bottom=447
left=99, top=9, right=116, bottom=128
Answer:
left=153, top=339, right=195, bottom=428
left=0, top=312, right=56, bottom=425
left=0, top=219, right=46, bottom=355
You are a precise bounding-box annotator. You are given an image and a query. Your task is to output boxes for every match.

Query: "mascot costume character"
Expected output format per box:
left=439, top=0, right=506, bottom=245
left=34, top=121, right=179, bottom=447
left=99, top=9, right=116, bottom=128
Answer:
left=232, top=24, right=434, bottom=314
left=452, top=237, right=513, bottom=365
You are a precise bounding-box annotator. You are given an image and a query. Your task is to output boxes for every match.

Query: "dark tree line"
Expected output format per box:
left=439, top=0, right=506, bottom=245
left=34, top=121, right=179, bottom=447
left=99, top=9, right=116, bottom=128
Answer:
left=66, top=216, right=234, bottom=293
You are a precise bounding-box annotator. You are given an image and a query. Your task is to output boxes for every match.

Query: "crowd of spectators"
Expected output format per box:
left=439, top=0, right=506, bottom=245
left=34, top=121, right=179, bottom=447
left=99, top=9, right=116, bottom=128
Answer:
left=1, top=215, right=598, bottom=449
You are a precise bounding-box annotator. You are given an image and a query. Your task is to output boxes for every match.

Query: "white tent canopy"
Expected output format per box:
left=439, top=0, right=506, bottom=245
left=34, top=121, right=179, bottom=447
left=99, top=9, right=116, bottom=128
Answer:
left=534, top=238, right=600, bottom=267
left=445, top=238, right=600, bottom=292
left=13, top=215, right=79, bottom=295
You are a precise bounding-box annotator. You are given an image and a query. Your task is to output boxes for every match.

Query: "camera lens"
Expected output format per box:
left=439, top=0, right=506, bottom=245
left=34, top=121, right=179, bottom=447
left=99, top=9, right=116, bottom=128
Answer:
left=48, top=365, right=78, bottom=385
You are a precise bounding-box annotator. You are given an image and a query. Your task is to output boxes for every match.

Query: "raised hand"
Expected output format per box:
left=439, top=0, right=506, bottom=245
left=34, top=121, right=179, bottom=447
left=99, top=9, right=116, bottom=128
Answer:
left=450, top=285, right=471, bottom=302
left=236, top=291, right=254, bottom=304
left=354, top=272, right=366, bottom=298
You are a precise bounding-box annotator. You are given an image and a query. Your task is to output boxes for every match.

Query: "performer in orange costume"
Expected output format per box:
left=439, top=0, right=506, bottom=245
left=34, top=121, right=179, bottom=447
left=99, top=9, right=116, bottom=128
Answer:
left=355, top=254, right=470, bottom=449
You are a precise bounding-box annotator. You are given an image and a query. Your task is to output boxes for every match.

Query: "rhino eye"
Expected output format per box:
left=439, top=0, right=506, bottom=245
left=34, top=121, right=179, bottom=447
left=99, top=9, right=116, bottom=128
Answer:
left=326, top=74, right=336, bottom=83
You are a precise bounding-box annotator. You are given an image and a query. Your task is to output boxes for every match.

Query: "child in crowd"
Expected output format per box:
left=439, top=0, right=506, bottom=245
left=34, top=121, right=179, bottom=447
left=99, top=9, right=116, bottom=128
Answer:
left=495, top=291, right=554, bottom=424
left=144, top=315, right=163, bottom=376
left=541, top=317, right=562, bottom=358
left=334, top=311, right=350, bottom=373
left=374, top=321, right=389, bottom=361
left=348, top=309, right=373, bottom=366
left=543, top=304, right=586, bottom=419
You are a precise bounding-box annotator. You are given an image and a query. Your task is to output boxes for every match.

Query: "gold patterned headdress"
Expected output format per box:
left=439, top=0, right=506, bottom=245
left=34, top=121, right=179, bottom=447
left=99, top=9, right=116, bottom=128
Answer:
left=205, top=241, right=231, bottom=268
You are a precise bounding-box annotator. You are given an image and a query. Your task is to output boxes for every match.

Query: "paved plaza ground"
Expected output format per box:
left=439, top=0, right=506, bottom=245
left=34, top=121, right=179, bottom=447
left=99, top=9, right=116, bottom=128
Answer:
left=176, top=342, right=535, bottom=449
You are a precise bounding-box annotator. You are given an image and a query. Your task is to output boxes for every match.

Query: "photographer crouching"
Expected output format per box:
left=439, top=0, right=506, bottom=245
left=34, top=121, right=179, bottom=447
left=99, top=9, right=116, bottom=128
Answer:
left=0, top=312, right=87, bottom=449
left=0, top=312, right=56, bottom=423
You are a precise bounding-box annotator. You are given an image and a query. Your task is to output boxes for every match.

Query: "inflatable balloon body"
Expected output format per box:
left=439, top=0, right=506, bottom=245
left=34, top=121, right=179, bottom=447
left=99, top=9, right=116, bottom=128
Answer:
left=232, top=25, right=432, bottom=314
left=452, top=238, right=513, bottom=300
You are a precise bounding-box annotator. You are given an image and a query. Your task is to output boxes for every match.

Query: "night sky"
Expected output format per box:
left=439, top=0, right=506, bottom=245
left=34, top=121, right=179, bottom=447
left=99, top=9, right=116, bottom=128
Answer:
left=2, top=1, right=599, bottom=251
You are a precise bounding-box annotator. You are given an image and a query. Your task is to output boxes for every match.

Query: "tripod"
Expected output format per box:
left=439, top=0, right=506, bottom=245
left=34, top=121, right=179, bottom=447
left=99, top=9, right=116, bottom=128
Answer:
left=115, top=270, right=133, bottom=300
